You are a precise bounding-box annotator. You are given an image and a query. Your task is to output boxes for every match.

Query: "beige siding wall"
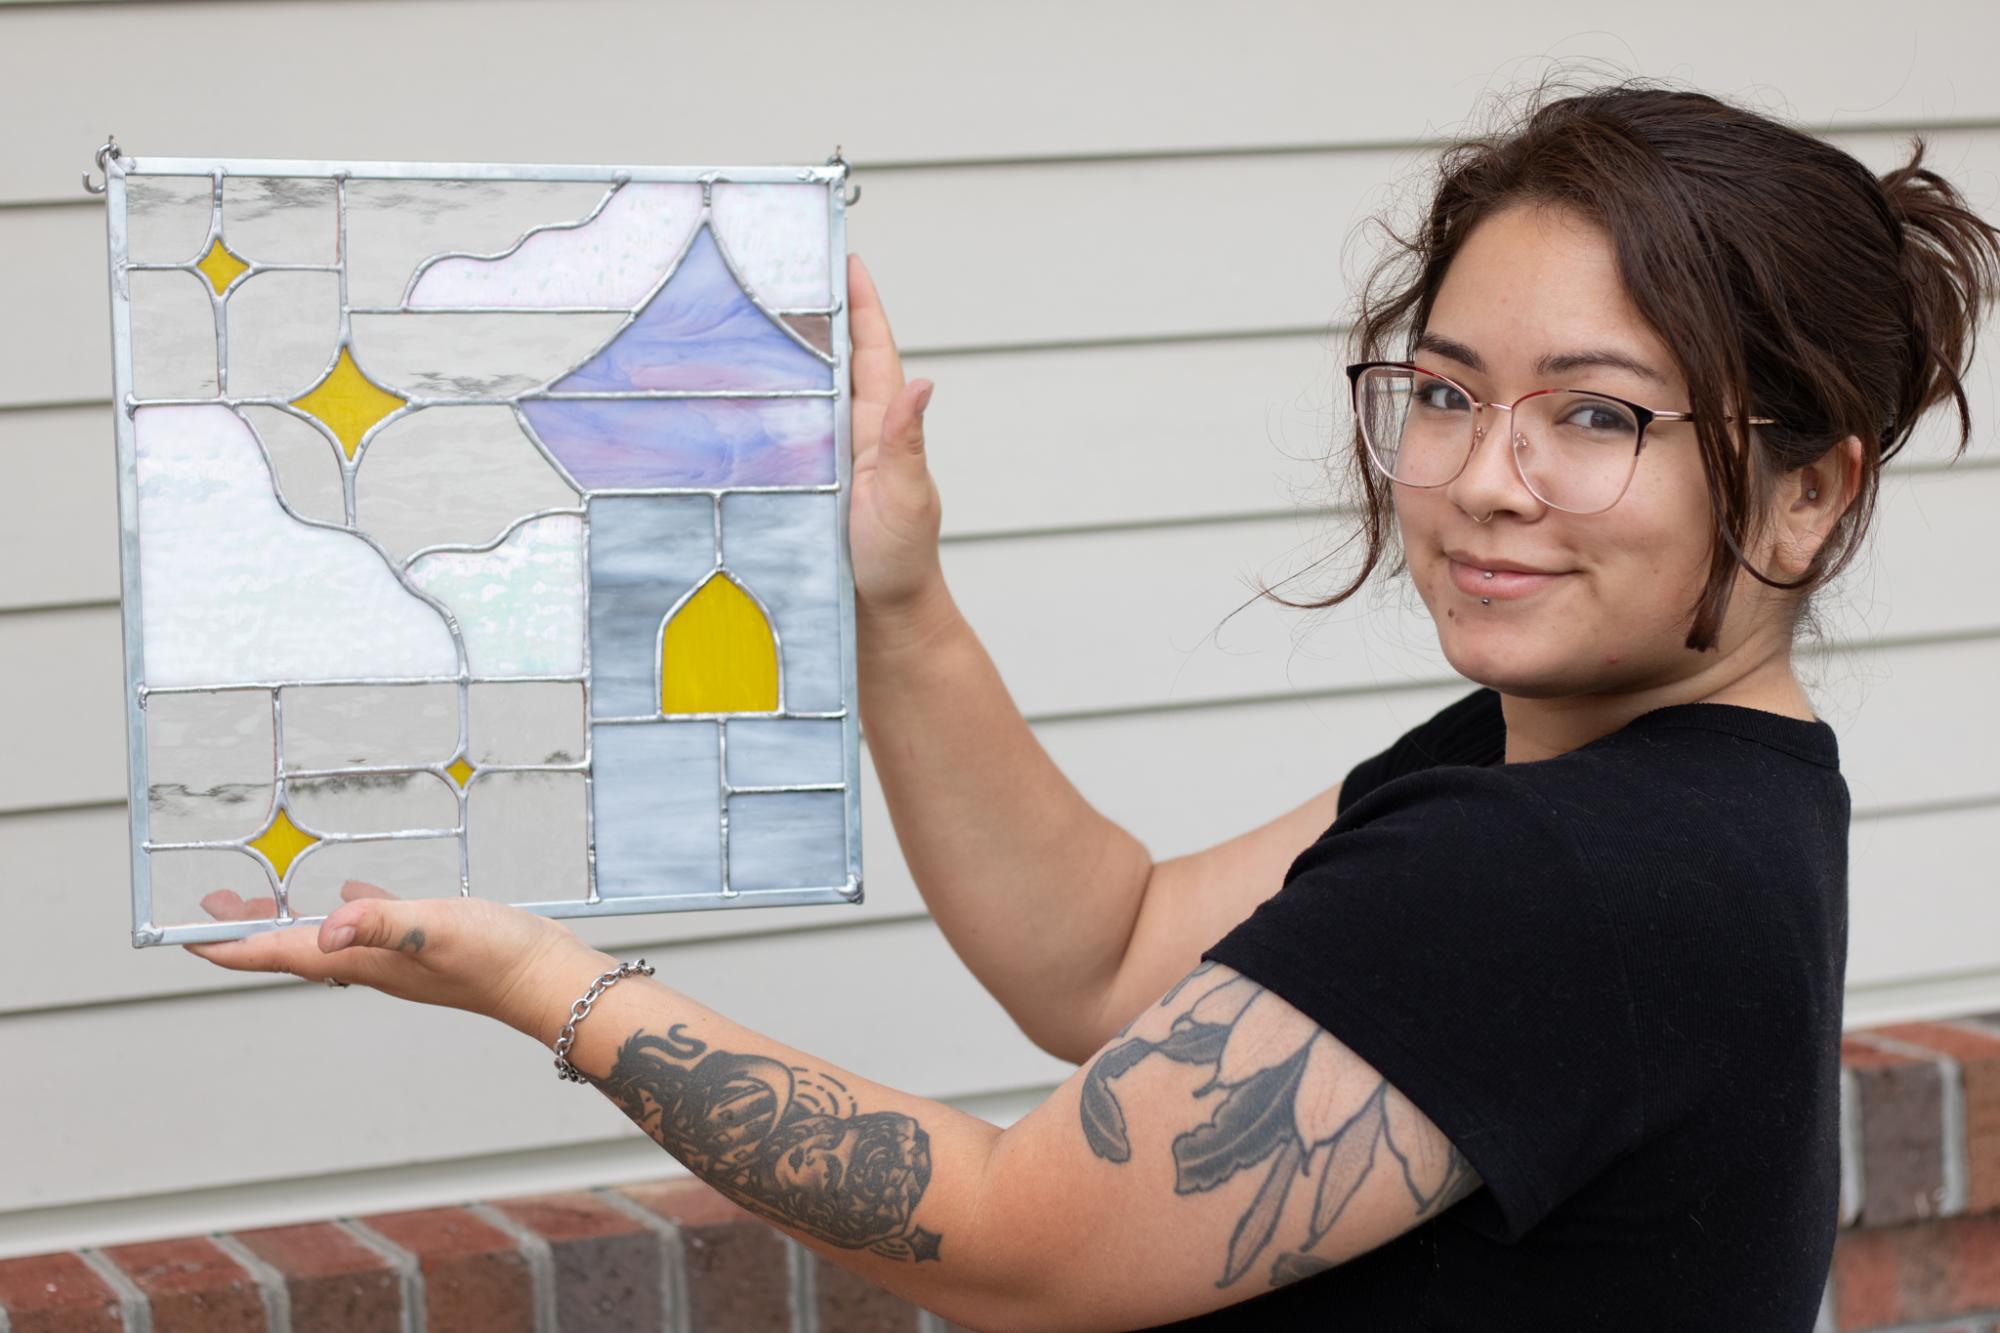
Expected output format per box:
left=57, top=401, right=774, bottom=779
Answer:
left=0, top=0, right=1994, bottom=1257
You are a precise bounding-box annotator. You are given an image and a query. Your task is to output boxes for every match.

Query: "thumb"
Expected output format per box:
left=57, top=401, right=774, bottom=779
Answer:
left=878, top=378, right=934, bottom=469
left=320, top=897, right=430, bottom=956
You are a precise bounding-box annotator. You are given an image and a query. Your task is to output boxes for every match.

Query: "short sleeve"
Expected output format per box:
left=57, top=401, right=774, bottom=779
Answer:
left=1203, top=763, right=1647, bottom=1241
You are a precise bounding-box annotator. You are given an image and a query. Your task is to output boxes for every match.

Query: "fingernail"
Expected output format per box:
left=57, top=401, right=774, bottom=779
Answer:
left=324, top=924, right=356, bottom=952
left=914, top=380, right=935, bottom=413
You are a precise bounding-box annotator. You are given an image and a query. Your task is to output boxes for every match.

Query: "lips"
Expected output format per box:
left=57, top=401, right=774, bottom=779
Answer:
left=1446, top=555, right=1572, bottom=601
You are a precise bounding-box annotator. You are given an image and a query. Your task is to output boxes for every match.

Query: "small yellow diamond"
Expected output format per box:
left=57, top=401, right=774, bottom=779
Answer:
left=194, top=237, right=250, bottom=295
left=290, top=346, right=407, bottom=460
left=445, top=756, right=475, bottom=788
left=248, top=806, right=319, bottom=881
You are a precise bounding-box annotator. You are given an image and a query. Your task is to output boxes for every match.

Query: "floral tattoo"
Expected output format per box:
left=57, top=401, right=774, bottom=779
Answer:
left=1081, top=962, right=1478, bottom=1288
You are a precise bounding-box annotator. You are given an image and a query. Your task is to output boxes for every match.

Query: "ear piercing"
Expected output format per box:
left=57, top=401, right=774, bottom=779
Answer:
left=1806, top=488, right=1819, bottom=500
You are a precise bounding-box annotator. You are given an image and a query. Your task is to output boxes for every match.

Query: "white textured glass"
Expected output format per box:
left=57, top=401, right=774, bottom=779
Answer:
left=409, top=182, right=704, bottom=308
left=405, top=513, right=585, bottom=677
left=135, top=405, right=460, bottom=687
left=712, top=183, right=833, bottom=309
left=343, top=178, right=609, bottom=307
left=468, top=682, right=583, bottom=765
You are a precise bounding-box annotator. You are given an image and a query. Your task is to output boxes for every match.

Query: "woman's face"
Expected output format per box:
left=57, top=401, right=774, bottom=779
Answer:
left=1393, top=200, right=1781, bottom=700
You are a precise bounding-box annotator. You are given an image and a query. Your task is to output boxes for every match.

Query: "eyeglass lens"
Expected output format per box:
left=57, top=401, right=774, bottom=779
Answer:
left=1356, top=366, right=1644, bottom=513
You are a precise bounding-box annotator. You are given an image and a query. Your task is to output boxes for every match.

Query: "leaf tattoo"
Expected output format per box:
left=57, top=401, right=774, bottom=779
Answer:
left=1078, top=970, right=1479, bottom=1289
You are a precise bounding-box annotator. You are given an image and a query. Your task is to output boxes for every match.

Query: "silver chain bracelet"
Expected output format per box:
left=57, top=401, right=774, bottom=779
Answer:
left=552, top=958, right=654, bottom=1083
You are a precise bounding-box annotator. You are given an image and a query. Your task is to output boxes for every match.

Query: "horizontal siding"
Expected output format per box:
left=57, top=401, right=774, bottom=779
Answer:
left=3, top=0, right=1998, bottom=1253
left=2, top=462, right=1992, bottom=818
left=3, top=640, right=1993, bottom=1015
left=0, top=915, right=1072, bottom=1215
left=12, top=126, right=2000, bottom=406
left=7, top=1, right=2000, bottom=207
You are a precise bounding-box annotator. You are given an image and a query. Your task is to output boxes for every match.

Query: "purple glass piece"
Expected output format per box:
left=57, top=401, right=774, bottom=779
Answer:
left=521, top=396, right=835, bottom=489
left=551, top=226, right=831, bottom=392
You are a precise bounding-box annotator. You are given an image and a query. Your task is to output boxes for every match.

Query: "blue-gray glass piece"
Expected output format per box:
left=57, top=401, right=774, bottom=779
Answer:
left=725, top=718, right=844, bottom=788
left=586, top=495, right=716, bottom=717
left=727, top=791, right=848, bottom=891
left=721, top=492, right=843, bottom=712
left=591, top=721, right=723, bottom=897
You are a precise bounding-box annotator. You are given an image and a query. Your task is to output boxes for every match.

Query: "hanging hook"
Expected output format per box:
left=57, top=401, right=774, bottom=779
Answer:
left=82, top=136, right=122, bottom=195
left=826, top=145, right=860, bottom=207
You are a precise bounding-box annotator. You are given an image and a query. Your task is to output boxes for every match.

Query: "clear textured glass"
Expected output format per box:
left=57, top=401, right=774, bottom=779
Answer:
left=1356, top=364, right=1646, bottom=514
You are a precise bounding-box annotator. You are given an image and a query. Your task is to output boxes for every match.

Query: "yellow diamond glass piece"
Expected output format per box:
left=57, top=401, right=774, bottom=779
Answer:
left=290, top=346, right=407, bottom=459
left=662, top=574, right=779, bottom=714
left=194, top=237, right=250, bottom=295
left=446, top=756, right=476, bottom=788
left=248, top=805, right=319, bottom=881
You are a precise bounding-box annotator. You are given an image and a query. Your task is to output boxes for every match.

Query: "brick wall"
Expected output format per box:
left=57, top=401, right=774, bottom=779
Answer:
left=2, top=1012, right=1996, bottom=1333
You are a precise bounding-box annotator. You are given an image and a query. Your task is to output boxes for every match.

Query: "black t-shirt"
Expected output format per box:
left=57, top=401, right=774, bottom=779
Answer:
left=1161, top=686, right=1849, bottom=1331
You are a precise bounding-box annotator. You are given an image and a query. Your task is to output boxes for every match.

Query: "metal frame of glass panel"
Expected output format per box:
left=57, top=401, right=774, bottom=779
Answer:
left=100, top=151, right=862, bottom=947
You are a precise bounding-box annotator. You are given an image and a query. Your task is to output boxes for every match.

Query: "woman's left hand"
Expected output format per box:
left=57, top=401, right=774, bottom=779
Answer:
left=185, top=881, right=613, bottom=1045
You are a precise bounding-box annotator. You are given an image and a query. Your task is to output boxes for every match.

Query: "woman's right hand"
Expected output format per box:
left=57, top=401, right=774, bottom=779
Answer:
left=846, top=253, right=948, bottom=626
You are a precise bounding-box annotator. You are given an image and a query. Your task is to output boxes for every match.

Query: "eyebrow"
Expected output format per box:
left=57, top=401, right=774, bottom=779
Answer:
left=1414, top=331, right=1668, bottom=387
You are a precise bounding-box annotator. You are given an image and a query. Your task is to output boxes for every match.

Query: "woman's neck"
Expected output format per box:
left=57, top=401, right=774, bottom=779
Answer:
left=1497, top=649, right=1814, bottom=765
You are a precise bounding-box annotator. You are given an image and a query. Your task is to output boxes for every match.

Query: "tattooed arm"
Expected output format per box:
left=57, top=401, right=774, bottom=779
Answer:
left=530, top=943, right=1480, bottom=1330
left=192, top=896, right=1480, bottom=1331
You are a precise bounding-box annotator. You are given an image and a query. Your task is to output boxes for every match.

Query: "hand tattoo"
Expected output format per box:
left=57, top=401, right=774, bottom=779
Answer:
left=593, top=1024, right=943, bottom=1263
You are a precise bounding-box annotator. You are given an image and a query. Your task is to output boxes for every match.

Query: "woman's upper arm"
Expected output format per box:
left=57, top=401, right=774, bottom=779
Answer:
left=1074, top=779, right=1344, bottom=1057
left=959, top=959, right=1480, bottom=1331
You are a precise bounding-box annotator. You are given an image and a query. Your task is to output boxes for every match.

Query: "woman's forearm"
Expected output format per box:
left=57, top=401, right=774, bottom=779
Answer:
left=524, top=946, right=1017, bottom=1326
left=856, top=578, right=1156, bottom=1061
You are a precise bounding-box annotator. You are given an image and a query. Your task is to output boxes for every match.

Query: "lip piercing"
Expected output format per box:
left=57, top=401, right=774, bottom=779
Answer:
left=1483, top=570, right=1494, bottom=579
left=1481, top=597, right=1491, bottom=605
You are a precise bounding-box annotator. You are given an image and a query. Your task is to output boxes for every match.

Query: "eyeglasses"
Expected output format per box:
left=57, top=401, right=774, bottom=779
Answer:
left=1345, top=361, right=1778, bottom=515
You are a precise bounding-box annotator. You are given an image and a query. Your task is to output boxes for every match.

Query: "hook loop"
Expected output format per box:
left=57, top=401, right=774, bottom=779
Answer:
left=82, top=136, right=122, bottom=195
left=826, top=144, right=860, bottom=207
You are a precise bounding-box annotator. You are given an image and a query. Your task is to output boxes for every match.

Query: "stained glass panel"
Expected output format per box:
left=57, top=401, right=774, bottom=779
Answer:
left=103, top=154, right=861, bottom=944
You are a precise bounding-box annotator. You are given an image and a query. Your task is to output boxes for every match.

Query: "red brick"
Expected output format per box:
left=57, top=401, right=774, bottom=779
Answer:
left=359, top=1205, right=534, bottom=1333
left=1831, top=1213, right=2000, bottom=1329
left=233, top=1221, right=404, bottom=1333
left=100, top=1236, right=267, bottom=1333
left=1844, top=1035, right=1949, bottom=1225
left=1872, top=1021, right=2000, bottom=1214
left=814, top=1251, right=921, bottom=1332
left=0, top=1251, right=124, bottom=1333
left=490, top=1192, right=665, bottom=1332
left=617, top=1181, right=791, bottom=1333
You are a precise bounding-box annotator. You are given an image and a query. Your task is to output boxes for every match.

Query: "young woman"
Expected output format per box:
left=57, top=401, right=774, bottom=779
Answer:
left=190, top=79, right=2000, bottom=1329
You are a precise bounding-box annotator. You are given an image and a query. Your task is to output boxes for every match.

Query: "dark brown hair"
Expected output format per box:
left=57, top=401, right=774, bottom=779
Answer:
left=1269, top=74, right=2000, bottom=650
